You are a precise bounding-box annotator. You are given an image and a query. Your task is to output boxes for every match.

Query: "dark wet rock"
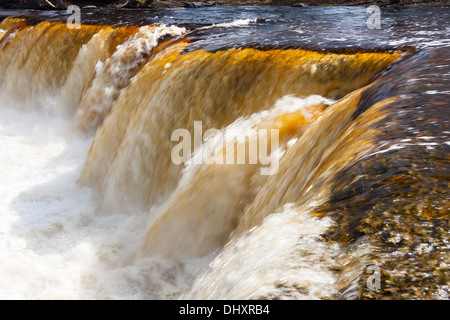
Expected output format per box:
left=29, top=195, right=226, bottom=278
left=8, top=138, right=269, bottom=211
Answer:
left=315, top=47, right=450, bottom=299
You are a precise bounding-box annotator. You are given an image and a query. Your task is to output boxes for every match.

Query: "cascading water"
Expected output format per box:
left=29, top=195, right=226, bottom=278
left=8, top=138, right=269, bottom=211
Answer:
left=0, top=6, right=448, bottom=300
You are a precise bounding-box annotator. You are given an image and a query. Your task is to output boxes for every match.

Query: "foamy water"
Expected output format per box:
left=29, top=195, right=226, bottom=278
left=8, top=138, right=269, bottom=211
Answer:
left=186, top=204, right=340, bottom=300
left=0, top=96, right=203, bottom=299
left=0, top=93, right=339, bottom=299
left=0, top=99, right=95, bottom=299
left=212, top=18, right=259, bottom=28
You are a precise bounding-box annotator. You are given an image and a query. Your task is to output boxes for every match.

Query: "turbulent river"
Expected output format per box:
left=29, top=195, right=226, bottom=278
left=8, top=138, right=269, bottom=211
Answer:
left=0, top=5, right=448, bottom=300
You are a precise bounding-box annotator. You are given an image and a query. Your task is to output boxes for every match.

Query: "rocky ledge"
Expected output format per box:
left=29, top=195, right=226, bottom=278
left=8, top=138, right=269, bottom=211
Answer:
left=0, top=0, right=448, bottom=10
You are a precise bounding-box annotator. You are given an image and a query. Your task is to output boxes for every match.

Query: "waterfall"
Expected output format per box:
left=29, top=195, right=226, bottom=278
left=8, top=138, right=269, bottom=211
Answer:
left=0, top=14, right=447, bottom=300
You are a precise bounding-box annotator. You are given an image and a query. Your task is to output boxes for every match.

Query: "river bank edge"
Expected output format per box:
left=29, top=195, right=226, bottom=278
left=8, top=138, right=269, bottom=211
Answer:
left=1, top=1, right=449, bottom=11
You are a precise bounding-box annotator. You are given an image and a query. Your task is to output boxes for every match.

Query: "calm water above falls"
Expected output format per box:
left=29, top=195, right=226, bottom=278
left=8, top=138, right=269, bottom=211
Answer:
left=0, top=6, right=448, bottom=300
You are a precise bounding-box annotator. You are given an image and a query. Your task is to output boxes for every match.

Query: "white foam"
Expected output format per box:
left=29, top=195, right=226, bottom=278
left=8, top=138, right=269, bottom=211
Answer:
left=213, top=18, right=258, bottom=28
left=75, top=25, right=186, bottom=129
left=0, top=96, right=198, bottom=299
left=186, top=205, right=340, bottom=299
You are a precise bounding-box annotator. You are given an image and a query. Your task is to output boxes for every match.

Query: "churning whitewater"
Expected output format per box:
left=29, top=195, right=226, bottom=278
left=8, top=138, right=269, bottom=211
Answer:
left=0, top=88, right=338, bottom=299
left=0, top=100, right=188, bottom=299
left=0, top=6, right=448, bottom=300
left=0, top=90, right=337, bottom=299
